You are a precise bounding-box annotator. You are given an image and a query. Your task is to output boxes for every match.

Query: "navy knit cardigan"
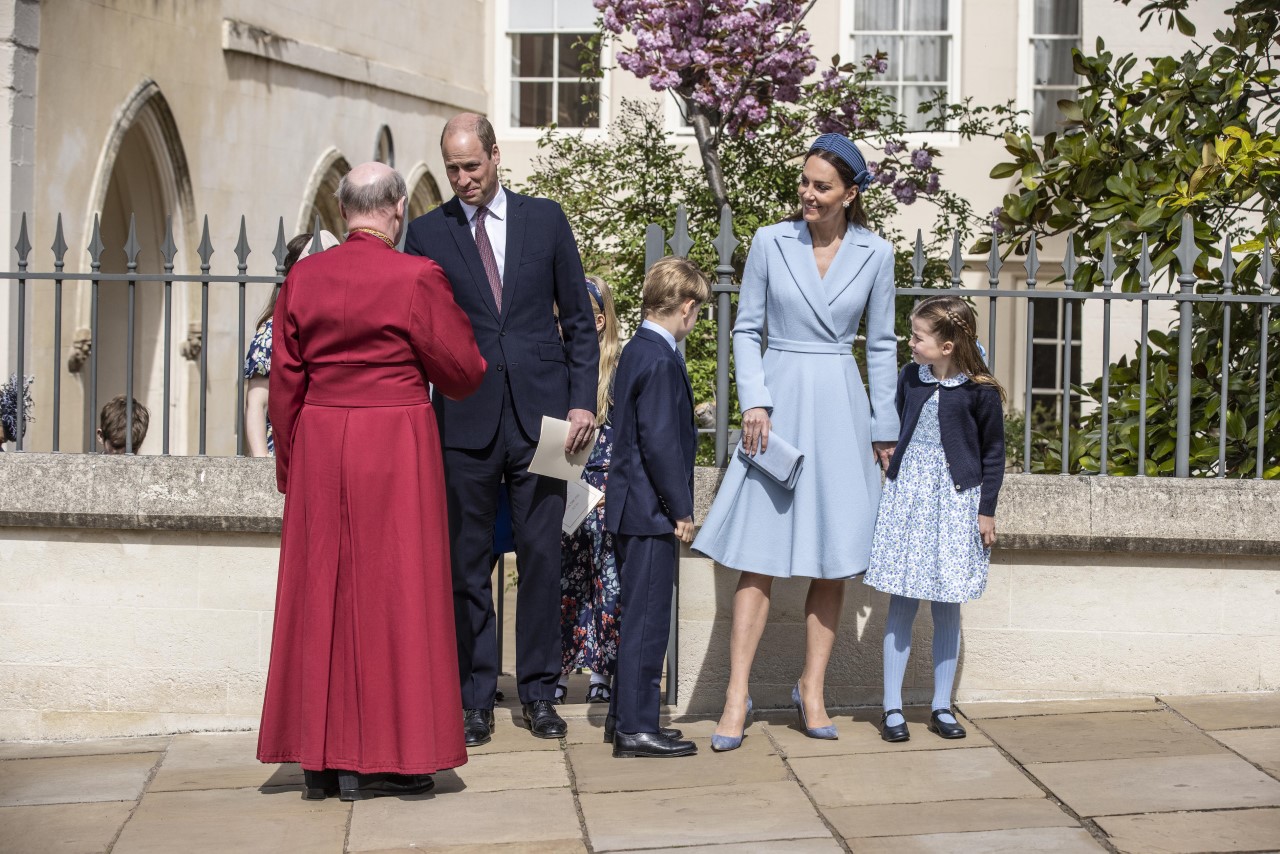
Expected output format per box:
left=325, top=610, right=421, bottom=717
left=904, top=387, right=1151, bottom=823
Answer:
left=884, top=364, right=1006, bottom=516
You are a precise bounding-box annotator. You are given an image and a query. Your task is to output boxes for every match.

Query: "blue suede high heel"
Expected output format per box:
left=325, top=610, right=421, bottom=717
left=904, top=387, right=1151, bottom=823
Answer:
left=793, top=682, right=838, bottom=740
left=710, top=696, right=753, bottom=752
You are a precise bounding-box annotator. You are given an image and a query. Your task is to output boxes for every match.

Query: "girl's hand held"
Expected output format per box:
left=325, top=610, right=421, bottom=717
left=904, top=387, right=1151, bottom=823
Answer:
left=978, top=514, right=996, bottom=548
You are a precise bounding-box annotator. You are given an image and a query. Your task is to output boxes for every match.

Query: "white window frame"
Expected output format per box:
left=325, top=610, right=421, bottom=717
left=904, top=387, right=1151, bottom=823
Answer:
left=840, top=0, right=962, bottom=147
left=664, top=92, right=696, bottom=137
left=495, top=0, right=611, bottom=139
left=1019, top=0, right=1082, bottom=138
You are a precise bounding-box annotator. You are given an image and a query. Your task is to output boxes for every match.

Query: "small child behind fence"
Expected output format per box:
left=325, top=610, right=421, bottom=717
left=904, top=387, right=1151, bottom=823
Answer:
left=97, top=395, right=150, bottom=454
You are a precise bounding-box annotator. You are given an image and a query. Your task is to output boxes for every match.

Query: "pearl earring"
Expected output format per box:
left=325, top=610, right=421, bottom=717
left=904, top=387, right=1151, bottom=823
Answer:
left=842, top=200, right=850, bottom=208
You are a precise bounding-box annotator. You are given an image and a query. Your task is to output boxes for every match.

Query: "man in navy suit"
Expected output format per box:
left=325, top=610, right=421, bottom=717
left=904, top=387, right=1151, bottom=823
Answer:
left=605, top=256, right=710, bottom=758
left=405, top=113, right=599, bottom=746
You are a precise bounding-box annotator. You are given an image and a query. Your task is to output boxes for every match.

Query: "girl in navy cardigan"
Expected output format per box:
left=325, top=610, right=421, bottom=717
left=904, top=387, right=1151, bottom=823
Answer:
left=863, top=295, right=1005, bottom=743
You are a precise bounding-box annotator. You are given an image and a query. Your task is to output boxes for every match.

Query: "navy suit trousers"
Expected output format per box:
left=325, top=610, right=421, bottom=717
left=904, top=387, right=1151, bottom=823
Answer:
left=444, top=381, right=566, bottom=707
left=610, top=532, right=677, bottom=734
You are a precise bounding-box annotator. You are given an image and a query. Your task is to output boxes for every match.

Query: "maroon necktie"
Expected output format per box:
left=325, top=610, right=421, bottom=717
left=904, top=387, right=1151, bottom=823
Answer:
left=474, top=206, right=503, bottom=311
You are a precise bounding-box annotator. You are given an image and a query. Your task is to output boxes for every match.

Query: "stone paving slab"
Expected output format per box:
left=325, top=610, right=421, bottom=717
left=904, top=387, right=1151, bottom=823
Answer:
left=112, top=787, right=349, bottom=853
left=957, top=697, right=1160, bottom=719
left=792, top=747, right=1043, bottom=808
left=0, top=752, right=160, bottom=807
left=625, top=840, right=846, bottom=853
left=1029, top=753, right=1280, bottom=816
left=149, top=731, right=300, bottom=792
left=569, top=734, right=788, bottom=794
left=0, top=801, right=134, bottom=854
left=580, top=780, right=832, bottom=852
left=1211, top=727, right=1280, bottom=777
left=0, top=735, right=171, bottom=761
left=976, top=710, right=1226, bottom=765
left=433, top=748, right=569, bottom=795
left=346, top=787, right=579, bottom=851
left=1094, top=807, right=1280, bottom=854
left=1161, top=692, right=1280, bottom=730
left=360, top=843, right=587, bottom=854
left=847, top=826, right=1105, bottom=853
left=824, top=798, right=1079, bottom=840
left=768, top=709, right=991, bottom=758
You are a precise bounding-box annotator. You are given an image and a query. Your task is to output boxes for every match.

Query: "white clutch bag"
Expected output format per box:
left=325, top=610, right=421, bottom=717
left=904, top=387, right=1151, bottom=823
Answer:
left=737, top=431, right=804, bottom=490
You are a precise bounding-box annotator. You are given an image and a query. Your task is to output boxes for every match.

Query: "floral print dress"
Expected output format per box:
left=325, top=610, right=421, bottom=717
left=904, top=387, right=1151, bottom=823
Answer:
left=244, top=319, right=273, bottom=454
left=863, top=365, right=990, bottom=603
left=560, top=416, right=620, bottom=676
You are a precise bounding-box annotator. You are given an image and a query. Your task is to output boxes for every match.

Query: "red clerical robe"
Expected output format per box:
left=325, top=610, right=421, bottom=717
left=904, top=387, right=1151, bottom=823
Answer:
left=257, top=230, right=486, bottom=775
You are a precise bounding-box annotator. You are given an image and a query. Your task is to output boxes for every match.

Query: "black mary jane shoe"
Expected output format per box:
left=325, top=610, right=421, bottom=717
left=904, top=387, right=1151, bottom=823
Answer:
left=302, top=769, right=339, bottom=800
left=927, top=708, right=967, bottom=739
left=585, top=683, right=611, bottom=704
left=337, top=771, right=435, bottom=802
left=880, top=709, right=910, bottom=743
left=603, top=713, right=683, bottom=744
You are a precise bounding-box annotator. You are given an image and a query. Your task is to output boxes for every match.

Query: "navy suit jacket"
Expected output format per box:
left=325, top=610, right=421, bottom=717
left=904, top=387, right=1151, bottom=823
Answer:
left=605, top=327, right=697, bottom=537
left=404, top=190, right=599, bottom=448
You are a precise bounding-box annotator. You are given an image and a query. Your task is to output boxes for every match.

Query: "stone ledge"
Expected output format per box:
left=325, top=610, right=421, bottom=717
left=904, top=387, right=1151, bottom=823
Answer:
left=2, top=454, right=1278, bottom=554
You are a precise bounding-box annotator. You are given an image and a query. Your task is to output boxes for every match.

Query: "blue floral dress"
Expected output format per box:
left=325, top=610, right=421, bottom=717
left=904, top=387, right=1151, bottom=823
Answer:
left=560, top=416, right=620, bottom=676
left=863, top=365, right=989, bottom=603
left=244, top=319, right=273, bottom=454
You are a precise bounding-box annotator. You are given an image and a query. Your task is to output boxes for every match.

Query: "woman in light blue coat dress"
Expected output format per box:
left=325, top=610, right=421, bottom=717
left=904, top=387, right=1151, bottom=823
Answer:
left=693, top=135, right=899, bottom=749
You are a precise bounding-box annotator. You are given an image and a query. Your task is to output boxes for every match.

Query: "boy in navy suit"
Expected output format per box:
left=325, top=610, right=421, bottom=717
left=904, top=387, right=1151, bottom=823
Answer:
left=605, top=256, right=712, bottom=758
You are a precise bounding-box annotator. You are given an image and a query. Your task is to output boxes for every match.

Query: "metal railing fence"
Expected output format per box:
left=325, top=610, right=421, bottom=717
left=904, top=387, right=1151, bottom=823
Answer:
left=5, top=206, right=1278, bottom=480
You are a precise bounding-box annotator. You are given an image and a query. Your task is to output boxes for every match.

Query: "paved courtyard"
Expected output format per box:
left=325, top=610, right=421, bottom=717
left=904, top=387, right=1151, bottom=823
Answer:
left=1, top=689, right=1278, bottom=854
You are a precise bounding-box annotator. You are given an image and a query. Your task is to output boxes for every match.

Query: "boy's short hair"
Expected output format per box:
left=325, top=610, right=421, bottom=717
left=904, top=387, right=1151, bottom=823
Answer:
left=99, top=395, right=150, bottom=452
left=642, top=256, right=712, bottom=316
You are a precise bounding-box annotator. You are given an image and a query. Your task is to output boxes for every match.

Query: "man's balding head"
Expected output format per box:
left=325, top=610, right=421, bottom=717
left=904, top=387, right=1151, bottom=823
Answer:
left=337, top=162, right=407, bottom=217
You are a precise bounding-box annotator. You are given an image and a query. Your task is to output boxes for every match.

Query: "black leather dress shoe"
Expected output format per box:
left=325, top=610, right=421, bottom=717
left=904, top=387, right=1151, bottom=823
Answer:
left=613, top=730, right=698, bottom=758
left=603, top=714, right=682, bottom=744
left=927, top=708, right=967, bottom=739
left=337, top=772, right=434, bottom=801
left=302, top=769, right=338, bottom=800
left=463, top=708, right=495, bottom=747
left=880, top=709, right=910, bottom=743
left=522, top=700, right=568, bottom=738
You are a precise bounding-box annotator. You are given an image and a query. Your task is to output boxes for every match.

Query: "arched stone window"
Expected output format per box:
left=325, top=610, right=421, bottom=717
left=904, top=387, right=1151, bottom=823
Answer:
left=405, top=163, right=443, bottom=222
left=298, top=148, right=352, bottom=237
left=374, top=125, right=395, bottom=167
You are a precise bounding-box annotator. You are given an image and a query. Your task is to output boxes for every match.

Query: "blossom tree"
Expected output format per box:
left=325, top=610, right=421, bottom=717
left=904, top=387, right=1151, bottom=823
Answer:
left=596, top=0, right=820, bottom=210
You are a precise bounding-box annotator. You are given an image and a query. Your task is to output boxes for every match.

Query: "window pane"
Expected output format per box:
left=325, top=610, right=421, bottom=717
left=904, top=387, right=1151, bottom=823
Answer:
left=1033, top=88, right=1065, bottom=136
left=513, top=81, right=553, bottom=127
left=558, top=33, right=598, bottom=78
left=556, top=0, right=598, bottom=30
left=856, top=34, right=901, bottom=78
left=512, top=34, right=554, bottom=78
left=1032, top=343, right=1059, bottom=389
left=903, top=35, right=948, bottom=82
left=903, top=0, right=948, bottom=30
left=901, top=85, right=945, bottom=131
left=1034, top=0, right=1079, bottom=35
left=1034, top=39, right=1077, bottom=85
left=855, top=0, right=898, bottom=31
left=510, top=0, right=554, bottom=30
left=1033, top=300, right=1059, bottom=337
left=558, top=81, right=600, bottom=127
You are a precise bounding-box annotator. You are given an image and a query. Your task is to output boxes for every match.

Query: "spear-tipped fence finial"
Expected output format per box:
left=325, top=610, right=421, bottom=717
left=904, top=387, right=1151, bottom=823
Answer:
left=1138, top=233, right=1152, bottom=290
left=712, top=205, right=738, bottom=268
left=1174, top=213, right=1199, bottom=287
left=1024, top=238, right=1039, bottom=287
left=197, top=215, right=214, bottom=272
left=1101, top=233, right=1115, bottom=290
left=89, top=213, right=104, bottom=272
left=1063, top=238, right=1078, bottom=290
left=986, top=229, right=1002, bottom=286
left=1262, top=237, right=1275, bottom=292
left=948, top=232, right=963, bottom=287
left=272, top=217, right=287, bottom=274
left=1220, top=234, right=1235, bottom=292
left=234, top=215, right=251, bottom=272
left=124, top=213, right=141, bottom=272
left=51, top=213, right=68, bottom=272
left=911, top=230, right=926, bottom=287
left=160, top=215, right=177, bottom=273
left=310, top=215, right=325, bottom=255
left=668, top=205, right=693, bottom=258
left=15, top=213, right=31, bottom=271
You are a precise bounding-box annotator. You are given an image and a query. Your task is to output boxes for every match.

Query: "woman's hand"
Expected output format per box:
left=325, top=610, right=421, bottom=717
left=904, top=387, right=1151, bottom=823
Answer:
left=872, top=441, right=895, bottom=473
left=978, top=514, right=996, bottom=548
left=741, top=407, right=772, bottom=456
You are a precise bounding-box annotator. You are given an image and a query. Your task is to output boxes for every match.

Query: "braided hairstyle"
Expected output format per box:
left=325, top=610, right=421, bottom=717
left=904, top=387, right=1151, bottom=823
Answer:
left=912, top=295, right=1005, bottom=402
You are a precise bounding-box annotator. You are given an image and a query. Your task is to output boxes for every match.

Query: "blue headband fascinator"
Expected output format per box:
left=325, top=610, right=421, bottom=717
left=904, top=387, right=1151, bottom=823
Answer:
left=584, top=278, right=603, bottom=306
left=809, top=133, right=873, bottom=192
left=0, top=373, right=34, bottom=442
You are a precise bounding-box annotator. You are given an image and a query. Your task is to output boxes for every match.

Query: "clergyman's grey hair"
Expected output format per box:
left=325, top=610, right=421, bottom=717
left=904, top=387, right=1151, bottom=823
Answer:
left=337, top=169, right=407, bottom=216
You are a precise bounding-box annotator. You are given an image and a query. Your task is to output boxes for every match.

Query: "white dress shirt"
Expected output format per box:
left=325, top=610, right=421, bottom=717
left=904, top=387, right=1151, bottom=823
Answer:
left=640, top=319, right=678, bottom=351
left=459, top=184, right=508, bottom=284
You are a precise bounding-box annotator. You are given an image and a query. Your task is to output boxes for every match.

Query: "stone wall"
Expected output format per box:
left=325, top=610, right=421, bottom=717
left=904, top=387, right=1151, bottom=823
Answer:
left=1, top=453, right=1277, bottom=739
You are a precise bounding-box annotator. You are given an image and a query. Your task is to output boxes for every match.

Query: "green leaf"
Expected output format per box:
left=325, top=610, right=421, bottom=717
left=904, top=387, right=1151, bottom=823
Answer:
left=1057, top=99, right=1084, bottom=122
left=989, top=162, right=1021, bottom=179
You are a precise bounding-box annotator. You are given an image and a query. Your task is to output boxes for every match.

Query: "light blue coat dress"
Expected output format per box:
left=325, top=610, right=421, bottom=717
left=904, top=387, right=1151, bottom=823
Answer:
left=692, top=219, right=900, bottom=579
